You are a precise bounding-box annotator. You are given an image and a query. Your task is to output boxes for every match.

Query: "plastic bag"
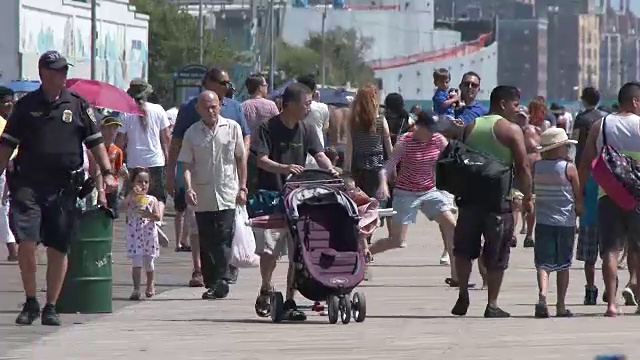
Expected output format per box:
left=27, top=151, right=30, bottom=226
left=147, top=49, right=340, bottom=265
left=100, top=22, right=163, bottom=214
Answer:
left=231, top=206, right=260, bottom=268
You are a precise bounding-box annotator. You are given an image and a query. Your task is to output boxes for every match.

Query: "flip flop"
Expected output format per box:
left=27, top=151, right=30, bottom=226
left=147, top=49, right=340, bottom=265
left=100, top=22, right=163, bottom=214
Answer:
left=534, top=303, right=549, bottom=318
left=445, top=278, right=476, bottom=288
left=604, top=308, right=622, bottom=317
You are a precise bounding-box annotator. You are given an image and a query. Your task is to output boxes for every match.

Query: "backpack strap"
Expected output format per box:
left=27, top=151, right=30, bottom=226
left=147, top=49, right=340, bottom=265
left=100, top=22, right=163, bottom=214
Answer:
left=601, top=114, right=608, bottom=147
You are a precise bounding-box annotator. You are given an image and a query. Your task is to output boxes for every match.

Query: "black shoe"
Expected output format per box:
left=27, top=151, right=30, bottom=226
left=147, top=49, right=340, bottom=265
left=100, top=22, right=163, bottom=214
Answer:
left=15, top=299, right=40, bottom=325
left=509, top=236, right=517, bottom=248
left=523, top=237, right=535, bottom=248
left=213, top=280, right=230, bottom=299
left=283, top=299, right=306, bottom=321
left=451, top=297, right=470, bottom=316
left=202, top=288, right=217, bottom=300
left=41, top=304, right=61, bottom=326
left=584, top=286, right=598, bottom=305
left=228, top=265, right=239, bottom=285
left=484, top=304, right=511, bottom=318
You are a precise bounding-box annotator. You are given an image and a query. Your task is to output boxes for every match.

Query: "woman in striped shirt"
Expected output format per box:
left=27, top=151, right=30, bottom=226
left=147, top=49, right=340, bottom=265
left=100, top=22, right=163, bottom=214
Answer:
left=372, top=109, right=459, bottom=283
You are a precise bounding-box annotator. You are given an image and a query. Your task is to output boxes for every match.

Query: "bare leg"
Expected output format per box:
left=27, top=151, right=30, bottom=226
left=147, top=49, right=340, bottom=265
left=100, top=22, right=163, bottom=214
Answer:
left=477, top=257, right=488, bottom=289
left=486, top=269, right=505, bottom=307
left=602, top=250, right=620, bottom=316
left=45, top=247, right=68, bottom=305
left=259, top=253, right=278, bottom=291
left=556, top=269, right=570, bottom=314
left=18, top=241, right=38, bottom=297
left=451, top=256, right=473, bottom=316
left=369, top=219, right=408, bottom=255
left=435, top=211, right=456, bottom=281
left=146, top=271, right=155, bottom=295
left=132, top=267, right=142, bottom=290
left=537, top=268, right=549, bottom=305
left=584, top=262, right=596, bottom=288
left=174, top=211, right=185, bottom=249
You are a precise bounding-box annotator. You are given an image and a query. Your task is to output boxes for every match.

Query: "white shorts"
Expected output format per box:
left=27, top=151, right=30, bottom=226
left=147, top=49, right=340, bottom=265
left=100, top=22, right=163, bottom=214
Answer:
left=254, top=228, right=292, bottom=260
left=131, top=255, right=156, bottom=271
left=0, top=173, right=15, bottom=244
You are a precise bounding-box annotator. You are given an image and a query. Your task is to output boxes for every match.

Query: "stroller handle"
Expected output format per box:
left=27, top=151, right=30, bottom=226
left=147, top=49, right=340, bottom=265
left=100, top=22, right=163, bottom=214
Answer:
left=285, top=168, right=338, bottom=182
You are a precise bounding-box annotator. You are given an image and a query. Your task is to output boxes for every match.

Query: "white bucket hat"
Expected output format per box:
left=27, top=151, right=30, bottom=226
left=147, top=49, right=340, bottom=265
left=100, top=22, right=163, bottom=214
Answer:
left=537, top=127, right=577, bottom=153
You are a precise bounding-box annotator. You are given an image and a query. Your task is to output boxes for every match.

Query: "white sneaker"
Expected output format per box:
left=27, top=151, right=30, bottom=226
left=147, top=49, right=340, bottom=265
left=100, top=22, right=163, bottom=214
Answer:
left=622, top=286, right=638, bottom=306
left=440, top=251, right=450, bottom=265
left=156, top=223, right=170, bottom=248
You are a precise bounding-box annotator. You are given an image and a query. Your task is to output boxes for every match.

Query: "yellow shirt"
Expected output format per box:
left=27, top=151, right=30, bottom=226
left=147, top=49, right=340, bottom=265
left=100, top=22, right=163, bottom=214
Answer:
left=0, top=116, right=18, bottom=160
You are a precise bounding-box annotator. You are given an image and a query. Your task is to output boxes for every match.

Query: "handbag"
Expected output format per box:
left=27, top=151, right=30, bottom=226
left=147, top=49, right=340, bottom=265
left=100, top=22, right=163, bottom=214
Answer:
left=247, top=189, right=284, bottom=219
left=591, top=115, right=640, bottom=211
left=436, top=139, right=512, bottom=212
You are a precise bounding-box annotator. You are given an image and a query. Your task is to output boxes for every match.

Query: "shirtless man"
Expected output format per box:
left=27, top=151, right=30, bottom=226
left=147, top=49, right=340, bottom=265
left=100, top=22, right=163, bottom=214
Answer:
left=327, top=105, right=350, bottom=167
left=513, top=107, right=540, bottom=248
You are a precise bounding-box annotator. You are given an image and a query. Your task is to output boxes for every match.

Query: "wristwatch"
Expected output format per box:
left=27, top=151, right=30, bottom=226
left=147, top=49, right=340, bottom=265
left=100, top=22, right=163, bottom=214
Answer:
left=101, top=168, right=115, bottom=177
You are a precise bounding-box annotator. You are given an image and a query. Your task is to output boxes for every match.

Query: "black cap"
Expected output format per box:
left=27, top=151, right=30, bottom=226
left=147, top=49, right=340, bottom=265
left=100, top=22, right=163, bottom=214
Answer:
left=38, top=50, right=73, bottom=70
left=414, top=109, right=439, bottom=131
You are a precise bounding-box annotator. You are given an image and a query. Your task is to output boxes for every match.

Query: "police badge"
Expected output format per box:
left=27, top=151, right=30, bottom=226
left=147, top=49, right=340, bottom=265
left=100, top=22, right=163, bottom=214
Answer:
left=86, top=107, right=97, bottom=124
left=62, top=109, right=73, bottom=123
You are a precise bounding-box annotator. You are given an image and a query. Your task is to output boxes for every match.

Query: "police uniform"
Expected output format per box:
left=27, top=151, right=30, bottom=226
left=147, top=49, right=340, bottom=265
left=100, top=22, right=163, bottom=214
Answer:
left=0, top=87, right=103, bottom=254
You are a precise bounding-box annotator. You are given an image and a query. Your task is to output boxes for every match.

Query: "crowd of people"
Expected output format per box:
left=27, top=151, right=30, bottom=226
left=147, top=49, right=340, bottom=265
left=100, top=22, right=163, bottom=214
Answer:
left=2, top=49, right=639, bottom=326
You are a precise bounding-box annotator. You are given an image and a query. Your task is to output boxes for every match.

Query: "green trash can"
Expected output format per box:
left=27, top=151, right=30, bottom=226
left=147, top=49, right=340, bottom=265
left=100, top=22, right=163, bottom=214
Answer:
left=57, top=207, right=115, bottom=314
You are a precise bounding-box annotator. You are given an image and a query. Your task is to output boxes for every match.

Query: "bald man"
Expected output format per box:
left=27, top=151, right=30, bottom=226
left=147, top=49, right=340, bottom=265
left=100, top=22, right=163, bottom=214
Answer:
left=178, top=91, right=247, bottom=300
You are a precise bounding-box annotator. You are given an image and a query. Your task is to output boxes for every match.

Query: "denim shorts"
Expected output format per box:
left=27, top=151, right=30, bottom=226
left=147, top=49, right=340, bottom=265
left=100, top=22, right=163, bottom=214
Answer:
left=392, top=188, right=456, bottom=225
left=534, top=224, right=575, bottom=272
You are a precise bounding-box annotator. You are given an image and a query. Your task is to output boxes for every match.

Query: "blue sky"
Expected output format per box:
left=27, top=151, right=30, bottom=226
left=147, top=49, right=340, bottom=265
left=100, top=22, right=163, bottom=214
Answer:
left=615, top=0, right=640, bottom=13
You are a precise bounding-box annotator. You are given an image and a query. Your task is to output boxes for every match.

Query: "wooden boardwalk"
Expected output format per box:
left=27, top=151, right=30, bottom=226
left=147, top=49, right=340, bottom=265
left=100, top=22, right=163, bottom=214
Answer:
left=2, top=217, right=637, bottom=360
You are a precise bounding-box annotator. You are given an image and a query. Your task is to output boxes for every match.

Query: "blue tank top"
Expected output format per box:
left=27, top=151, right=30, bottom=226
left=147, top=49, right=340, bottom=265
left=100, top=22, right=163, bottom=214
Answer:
left=533, top=159, right=576, bottom=227
left=580, top=174, right=598, bottom=227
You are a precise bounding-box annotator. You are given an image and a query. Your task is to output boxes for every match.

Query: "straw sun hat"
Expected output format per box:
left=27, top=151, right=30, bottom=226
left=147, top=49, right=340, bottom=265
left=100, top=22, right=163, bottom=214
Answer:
left=537, top=127, right=577, bottom=153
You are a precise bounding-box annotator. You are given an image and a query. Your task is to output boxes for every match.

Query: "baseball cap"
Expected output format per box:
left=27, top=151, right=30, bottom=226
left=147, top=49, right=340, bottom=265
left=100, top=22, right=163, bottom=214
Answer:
left=38, top=50, right=73, bottom=70
left=101, top=115, right=122, bottom=127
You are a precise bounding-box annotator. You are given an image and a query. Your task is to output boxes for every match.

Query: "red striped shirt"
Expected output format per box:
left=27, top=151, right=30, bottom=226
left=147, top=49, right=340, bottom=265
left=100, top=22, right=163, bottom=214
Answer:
left=383, top=132, right=447, bottom=192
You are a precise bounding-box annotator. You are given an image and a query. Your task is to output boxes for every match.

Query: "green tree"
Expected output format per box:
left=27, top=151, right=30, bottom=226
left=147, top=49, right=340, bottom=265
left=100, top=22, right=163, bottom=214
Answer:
left=275, top=40, right=321, bottom=81
left=305, top=27, right=374, bottom=87
left=131, top=0, right=235, bottom=103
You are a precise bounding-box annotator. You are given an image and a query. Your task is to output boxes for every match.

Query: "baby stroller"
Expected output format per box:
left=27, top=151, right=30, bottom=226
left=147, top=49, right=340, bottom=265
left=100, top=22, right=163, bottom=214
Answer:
left=270, top=169, right=367, bottom=324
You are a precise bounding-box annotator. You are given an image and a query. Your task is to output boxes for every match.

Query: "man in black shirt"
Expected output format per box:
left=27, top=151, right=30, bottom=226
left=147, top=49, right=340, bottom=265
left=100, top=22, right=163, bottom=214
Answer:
left=573, top=87, right=605, bottom=165
left=251, top=83, right=337, bottom=321
left=0, top=51, right=117, bottom=326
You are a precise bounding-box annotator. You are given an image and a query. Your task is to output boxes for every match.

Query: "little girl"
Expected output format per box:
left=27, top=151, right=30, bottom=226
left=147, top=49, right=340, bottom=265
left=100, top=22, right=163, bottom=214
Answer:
left=533, top=128, right=583, bottom=318
left=124, top=167, right=162, bottom=300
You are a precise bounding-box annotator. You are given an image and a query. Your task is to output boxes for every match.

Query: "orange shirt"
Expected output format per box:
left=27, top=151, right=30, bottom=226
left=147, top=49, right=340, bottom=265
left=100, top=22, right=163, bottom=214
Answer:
left=107, top=144, right=124, bottom=179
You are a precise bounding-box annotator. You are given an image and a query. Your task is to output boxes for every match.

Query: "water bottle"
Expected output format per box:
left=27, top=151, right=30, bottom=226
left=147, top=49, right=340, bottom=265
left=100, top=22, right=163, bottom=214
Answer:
left=595, top=355, right=626, bottom=360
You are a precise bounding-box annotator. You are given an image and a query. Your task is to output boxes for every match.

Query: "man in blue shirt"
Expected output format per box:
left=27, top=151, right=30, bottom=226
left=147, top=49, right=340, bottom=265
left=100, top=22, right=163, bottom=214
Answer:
left=167, top=67, right=250, bottom=287
left=440, top=71, right=488, bottom=138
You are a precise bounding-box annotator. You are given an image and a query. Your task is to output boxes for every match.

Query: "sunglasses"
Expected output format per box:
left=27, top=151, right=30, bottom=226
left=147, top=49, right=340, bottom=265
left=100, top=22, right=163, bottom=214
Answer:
left=461, top=81, right=480, bottom=89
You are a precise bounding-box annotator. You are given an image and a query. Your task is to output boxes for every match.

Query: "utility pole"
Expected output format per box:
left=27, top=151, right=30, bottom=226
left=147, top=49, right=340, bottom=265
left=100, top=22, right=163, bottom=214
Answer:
left=320, top=2, right=328, bottom=86
left=198, top=0, right=204, bottom=64
left=90, top=0, right=97, bottom=80
left=268, top=0, right=275, bottom=92
left=249, top=0, right=259, bottom=72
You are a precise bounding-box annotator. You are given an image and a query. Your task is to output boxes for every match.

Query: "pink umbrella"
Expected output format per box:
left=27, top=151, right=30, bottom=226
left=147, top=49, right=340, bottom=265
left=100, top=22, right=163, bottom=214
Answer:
left=66, top=78, right=143, bottom=115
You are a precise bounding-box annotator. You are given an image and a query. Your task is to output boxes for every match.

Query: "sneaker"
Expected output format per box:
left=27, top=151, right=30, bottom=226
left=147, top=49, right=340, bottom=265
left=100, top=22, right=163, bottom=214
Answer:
left=439, top=251, right=450, bottom=265
left=40, top=304, right=61, bottom=326
left=202, top=288, right=216, bottom=300
left=188, top=271, right=205, bottom=287
left=484, top=304, right=511, bottom=318
left=129, top=290, right=141, bottom=301
left=213, top=280, right=230, bottom=299
left=15, top=298, right=40, bottom=325
left=583, top=286, right=598, bottom=305
left=523, top=237, right=535, bottom=248
left=622, top=286, right=637, bottom=306
left=156, top=223, right=169, bottom=248
left=283, top=299, right=306, bottom=321
left=227, top=265, right=239, bottom=285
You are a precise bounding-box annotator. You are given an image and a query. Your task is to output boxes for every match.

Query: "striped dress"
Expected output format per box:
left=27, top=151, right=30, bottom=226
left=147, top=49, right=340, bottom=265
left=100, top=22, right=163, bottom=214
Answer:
left=351, top=116, right=384, bottom=171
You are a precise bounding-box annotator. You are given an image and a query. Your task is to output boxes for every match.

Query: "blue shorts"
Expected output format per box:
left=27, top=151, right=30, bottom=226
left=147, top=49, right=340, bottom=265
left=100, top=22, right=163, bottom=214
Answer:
left=392, top=188, right=456, bottom=225
left=534, top=224, right=575, bottom=271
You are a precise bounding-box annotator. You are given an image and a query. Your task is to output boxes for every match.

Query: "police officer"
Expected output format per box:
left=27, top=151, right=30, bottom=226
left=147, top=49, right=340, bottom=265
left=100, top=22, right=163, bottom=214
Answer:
left=0, top=50, right=118, bottom=326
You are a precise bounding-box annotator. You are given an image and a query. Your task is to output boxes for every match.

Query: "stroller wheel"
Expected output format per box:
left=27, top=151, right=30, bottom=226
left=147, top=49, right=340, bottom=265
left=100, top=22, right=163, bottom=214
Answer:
left=352, top=292, right=366, bottom=322
left=339, top=296, right=351, bottom=324
left=270, top=292, right=284, bottom=323
left=327, top=295, right=339, bottom=324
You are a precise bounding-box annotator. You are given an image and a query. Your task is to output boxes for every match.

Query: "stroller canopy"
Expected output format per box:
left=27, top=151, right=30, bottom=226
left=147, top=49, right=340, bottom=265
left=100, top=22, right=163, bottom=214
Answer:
left=285, top=185, right=359, bottom=219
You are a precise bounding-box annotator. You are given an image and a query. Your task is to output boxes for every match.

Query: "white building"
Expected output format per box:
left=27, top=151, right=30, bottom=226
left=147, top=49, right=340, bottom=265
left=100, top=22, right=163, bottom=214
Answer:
left=0, top=0, right=149, bottom=89
left=281, top=0, right=498, bottom=101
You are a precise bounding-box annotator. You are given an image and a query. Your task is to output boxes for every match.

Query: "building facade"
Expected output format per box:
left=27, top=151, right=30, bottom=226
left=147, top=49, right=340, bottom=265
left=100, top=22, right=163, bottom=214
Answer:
left=0, top=0, right=149, bottom=88
left=497, top=19, right=547, bottom=99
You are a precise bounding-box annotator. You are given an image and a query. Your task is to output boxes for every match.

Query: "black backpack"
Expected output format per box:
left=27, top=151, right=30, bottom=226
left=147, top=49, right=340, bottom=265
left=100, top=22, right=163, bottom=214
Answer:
left=436, top=138, right=513, bottom=213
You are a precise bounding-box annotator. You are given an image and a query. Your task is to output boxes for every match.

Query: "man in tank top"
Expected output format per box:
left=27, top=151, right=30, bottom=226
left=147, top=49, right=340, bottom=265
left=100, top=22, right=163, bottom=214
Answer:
left=578, top=82, right=640, bottom=317
left=451, top=86, right=533, bottom=318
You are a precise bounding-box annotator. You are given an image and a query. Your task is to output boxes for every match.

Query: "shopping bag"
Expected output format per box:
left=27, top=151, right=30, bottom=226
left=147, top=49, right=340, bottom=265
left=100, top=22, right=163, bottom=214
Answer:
left=231, top=206, right=260, bottom=268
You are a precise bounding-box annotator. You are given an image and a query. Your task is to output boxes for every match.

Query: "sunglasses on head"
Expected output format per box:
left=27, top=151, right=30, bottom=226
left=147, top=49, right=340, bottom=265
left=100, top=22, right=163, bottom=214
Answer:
left=461, top=81, right=480, bottom=89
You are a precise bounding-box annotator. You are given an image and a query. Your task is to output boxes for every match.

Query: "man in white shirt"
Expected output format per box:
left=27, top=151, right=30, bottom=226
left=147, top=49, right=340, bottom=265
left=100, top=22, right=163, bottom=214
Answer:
left=297, top=75, right=329, bottom=168
left=179, top=91, right=247, bottom=299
